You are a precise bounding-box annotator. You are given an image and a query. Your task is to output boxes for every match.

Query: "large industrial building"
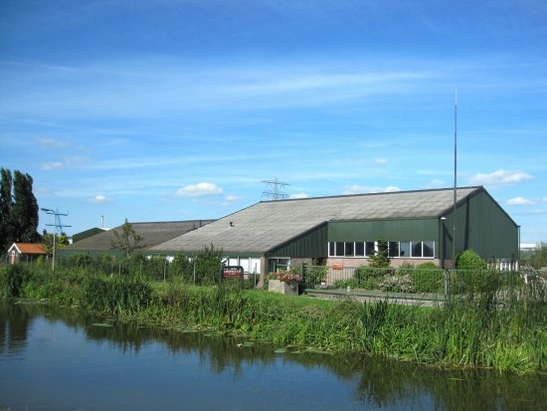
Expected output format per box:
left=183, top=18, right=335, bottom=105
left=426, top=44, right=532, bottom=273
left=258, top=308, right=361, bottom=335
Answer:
left=61, top=220, right=215, bottom=258
left=148, top=186, right=519, bottom=274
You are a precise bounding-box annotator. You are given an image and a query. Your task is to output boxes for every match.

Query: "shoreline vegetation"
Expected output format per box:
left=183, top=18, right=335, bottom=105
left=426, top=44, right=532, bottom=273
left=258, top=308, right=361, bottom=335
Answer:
left=1, top=263, right=546, bottom=375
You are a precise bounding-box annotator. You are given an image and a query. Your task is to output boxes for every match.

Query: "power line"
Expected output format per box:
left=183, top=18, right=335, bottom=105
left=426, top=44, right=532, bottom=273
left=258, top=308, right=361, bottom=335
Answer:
left=261, top=177, right=289, bottom=200
left=41, top=208, right=71, bottom=235
left=41, top=207, right=71, bottom=271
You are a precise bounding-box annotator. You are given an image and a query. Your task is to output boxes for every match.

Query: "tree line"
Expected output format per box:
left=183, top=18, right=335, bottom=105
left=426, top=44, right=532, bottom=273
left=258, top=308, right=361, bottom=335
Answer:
left=2, top=166, right=547, bottom=270
left=0, top=168, right=41, bottom=253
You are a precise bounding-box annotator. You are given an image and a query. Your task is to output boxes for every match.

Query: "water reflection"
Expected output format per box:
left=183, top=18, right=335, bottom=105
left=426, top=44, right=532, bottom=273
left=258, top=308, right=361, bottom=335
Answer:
left=0, top=302, right=33, bottom=356
left=1, top=302, right=545, bottom=411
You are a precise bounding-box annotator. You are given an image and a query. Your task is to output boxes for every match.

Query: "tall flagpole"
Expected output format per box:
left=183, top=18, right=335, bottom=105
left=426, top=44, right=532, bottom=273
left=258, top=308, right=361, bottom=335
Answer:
left=452, top=90, right=458, bottom=267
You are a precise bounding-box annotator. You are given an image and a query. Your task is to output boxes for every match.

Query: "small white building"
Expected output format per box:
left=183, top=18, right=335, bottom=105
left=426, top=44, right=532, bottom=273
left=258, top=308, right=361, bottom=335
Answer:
left=7, top=243, right=48, bottom=264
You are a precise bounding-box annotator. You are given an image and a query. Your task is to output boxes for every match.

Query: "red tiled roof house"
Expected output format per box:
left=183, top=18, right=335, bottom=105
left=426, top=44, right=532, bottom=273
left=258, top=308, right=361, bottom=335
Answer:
left=7, top=243, right=48, bottom=264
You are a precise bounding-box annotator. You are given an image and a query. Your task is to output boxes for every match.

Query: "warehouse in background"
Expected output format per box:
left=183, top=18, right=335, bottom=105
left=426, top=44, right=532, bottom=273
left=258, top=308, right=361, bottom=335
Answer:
left=148, top=186, right=518, bottom=275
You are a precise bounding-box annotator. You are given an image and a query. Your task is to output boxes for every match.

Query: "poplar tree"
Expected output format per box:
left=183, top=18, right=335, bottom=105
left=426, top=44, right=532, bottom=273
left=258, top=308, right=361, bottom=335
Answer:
left=0, top=168, right=13, bottom=250
left=0, top=168, right=41, bottom=252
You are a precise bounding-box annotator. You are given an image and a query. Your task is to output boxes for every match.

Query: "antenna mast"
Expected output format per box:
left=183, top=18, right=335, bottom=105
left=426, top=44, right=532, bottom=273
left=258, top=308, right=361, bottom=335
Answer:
left=452, top=90, right=458, bottom=267
left=261, top=177, right=289, bottom=200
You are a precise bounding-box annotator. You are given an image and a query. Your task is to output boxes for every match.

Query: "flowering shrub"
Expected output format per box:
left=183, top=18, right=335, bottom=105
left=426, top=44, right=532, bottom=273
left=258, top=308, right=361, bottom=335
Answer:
left=379, top=274, right=413, bottom=293
left=269, top=270, right=301, bottom=283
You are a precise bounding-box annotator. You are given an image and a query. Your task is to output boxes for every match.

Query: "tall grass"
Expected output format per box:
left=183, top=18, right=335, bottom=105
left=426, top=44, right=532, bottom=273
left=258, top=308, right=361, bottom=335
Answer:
left=0, top=264, right=30, bottom=298
left=1, top=263, right=545, bottom=373
left=84, top=275, right=152, bottom=315
left=357, top=271, right=547, bottom=373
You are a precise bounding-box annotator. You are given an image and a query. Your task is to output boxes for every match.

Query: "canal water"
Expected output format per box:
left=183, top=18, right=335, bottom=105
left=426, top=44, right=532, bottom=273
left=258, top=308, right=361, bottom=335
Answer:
left=1, top=302, right=545, bottom=411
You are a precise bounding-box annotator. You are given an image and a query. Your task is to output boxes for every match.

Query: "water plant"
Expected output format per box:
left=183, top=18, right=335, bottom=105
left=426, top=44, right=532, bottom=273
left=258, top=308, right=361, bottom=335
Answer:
left=0, top=264, right=31, bottom=298
left=2, top=261, right=546, bottom=374
left=84, top=275, right=152, bottom=314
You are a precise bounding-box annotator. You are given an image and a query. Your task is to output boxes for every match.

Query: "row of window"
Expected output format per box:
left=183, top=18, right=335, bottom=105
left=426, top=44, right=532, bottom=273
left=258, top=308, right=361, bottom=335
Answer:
left=328, top=241, right=436, bottom=258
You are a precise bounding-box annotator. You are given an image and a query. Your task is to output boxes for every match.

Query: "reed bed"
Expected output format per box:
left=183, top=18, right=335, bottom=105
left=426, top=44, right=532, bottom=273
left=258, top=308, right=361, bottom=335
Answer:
left=1, top=264, right=545, bottom=373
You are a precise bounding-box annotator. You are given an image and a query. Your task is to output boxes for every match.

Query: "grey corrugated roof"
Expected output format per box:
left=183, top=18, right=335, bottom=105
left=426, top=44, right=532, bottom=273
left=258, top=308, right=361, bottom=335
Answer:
left=64, top=220, right=215, bottom=252
left=151, top=186, right=483, bottom=254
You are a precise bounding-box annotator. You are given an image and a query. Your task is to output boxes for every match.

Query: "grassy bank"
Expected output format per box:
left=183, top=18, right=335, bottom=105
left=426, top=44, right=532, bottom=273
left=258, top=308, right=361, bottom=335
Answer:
left=1, top=264, right=546, bottom=374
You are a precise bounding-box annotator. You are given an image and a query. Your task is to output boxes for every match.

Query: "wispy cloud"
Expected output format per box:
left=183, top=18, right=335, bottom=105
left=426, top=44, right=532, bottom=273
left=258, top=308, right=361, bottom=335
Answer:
left=469, top=170, right=533, bottom=186
left=41, top=161, right=64, bottom=171
left=219, top=194, right=245, bottom=207
left=34, top=137, right=70, bottom=149
left=1, top=0, right=545, bottom=243
left=176, top=182, right=223, bottom=197
left=40, top=156, right=91, bottom=172
left=507, top=197, right=535, bottom=206
left=290, top=193, right=310, bottom=199
left=343, top=185, right=401, bottom=195
left=90, top=195, right=110, bottom=204
left=0, top=57, right=441, bottom=121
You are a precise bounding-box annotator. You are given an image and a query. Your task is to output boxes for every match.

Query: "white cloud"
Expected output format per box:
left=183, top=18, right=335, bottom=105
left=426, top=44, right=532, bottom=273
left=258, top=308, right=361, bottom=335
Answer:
left=34, top=137, right=70, bottom=149
left=224, top=194, right=243, bottom=202
left=469, top=169, right=532, bottom=186
left=176, top=182, right=223, bottom=197
left=41, top=161, right=64, bottom=170
left=90, top=195, right=109, bottom=204
left=428, top=179, right=445, bottom=186
left=220, top=194, right=244, bottom=206
left=290, top=193, right=310, bottom=199
left=343, top=185, right=400, bottom=195
left=507, top=197, right=535, bottom=206
left=375, top=158, right=388, bottom=164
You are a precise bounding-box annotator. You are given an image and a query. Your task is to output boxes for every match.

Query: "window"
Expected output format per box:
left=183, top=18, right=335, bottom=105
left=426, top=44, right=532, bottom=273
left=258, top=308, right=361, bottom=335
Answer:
left=423, top=241, right=434, bottom=257
left=385, top=241, right=436, bottom=258
left=269, top=257, right=291, bottom=272
left=400, top=242, right=411, bottom=257
left=412, top=242, right=423, bottom=257
left=388, top=242, right=399, bottom=258
left=328, top=242, right=345, bottom=256
left=328, top=241, right=435, bottom=259
left=345, top=242, right=355, bottom=256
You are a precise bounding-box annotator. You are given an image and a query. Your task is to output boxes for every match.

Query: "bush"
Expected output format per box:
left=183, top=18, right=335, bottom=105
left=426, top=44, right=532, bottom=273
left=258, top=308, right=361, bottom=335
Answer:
left=374, top=261, right=444, bottom=294
left=379, top=274, right=413, bottom=293
left=192, top=244, right=223, bottom=285
left=412, top=262, right=444, bottom=293
left=456, top=249, right=486, bottom=270
left=353, top=266, right=394, bottom=290
left=1, top=264, right=32, bottom=298
left=170, top=253, right=193, bottom=282
left=451, top=250, right=492, bottom=294
left=333, top=277, right=360, bottom=289
left=69, top=254, right=94, bottom=267
left=368, top=239, right=390, bottom=268
left=302, top=264, right=328, bottom=289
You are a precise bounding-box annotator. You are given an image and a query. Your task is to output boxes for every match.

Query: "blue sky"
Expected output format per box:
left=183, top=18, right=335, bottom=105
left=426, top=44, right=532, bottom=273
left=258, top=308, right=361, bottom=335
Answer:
left=1, top=0, right=546, bottom=243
